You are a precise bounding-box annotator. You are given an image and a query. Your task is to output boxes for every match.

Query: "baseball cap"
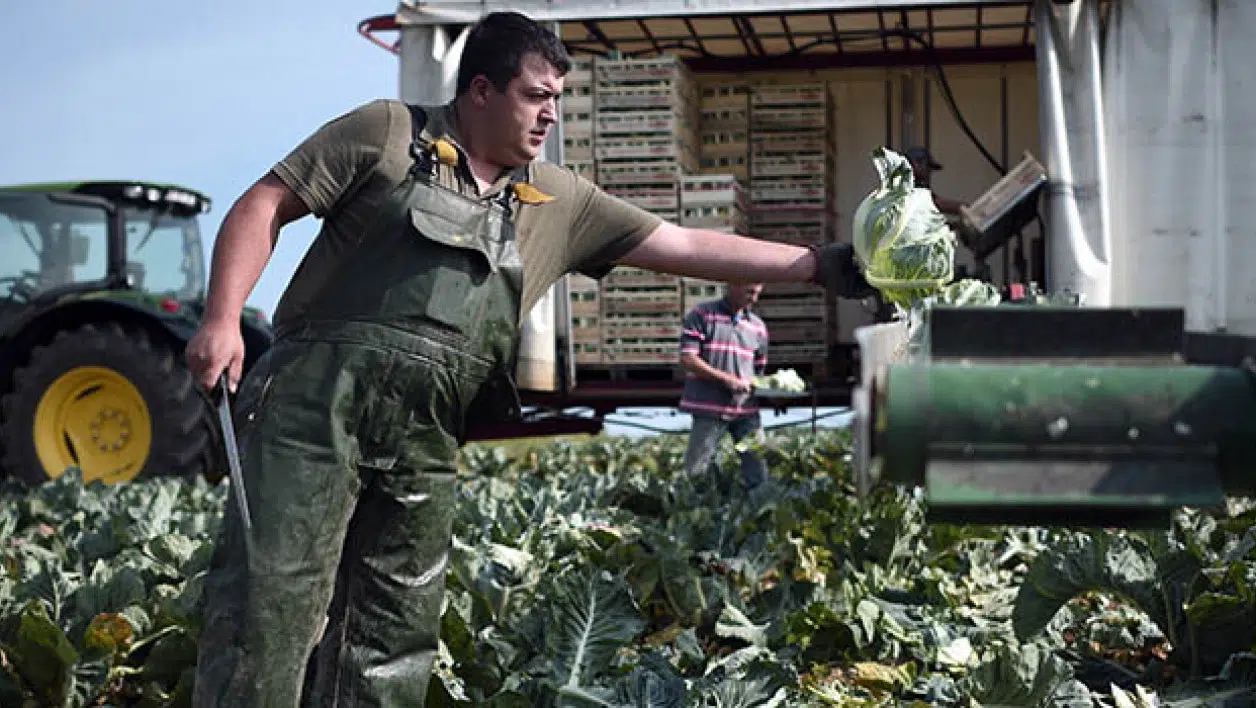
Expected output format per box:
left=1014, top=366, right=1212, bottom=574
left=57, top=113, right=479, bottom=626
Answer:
left=904, top=146, right=943, bottom=170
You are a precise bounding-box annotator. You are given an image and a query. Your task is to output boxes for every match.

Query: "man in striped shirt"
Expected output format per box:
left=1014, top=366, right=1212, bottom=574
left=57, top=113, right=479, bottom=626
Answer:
left=678, top=282, right=770, bottom=489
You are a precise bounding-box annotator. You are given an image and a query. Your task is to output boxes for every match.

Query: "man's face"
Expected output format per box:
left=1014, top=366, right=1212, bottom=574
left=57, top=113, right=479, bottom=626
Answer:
left=727, top=282, right=763, bottom=310
left=474, top=52, right=564, bottom=167
left=910, top=158, right=931, bottom=184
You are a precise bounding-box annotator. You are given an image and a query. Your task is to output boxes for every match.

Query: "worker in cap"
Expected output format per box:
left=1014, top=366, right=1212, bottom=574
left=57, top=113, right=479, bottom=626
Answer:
left=184, top=10, right=876, bottom=707
left=905, top=146, right=966, bottom=216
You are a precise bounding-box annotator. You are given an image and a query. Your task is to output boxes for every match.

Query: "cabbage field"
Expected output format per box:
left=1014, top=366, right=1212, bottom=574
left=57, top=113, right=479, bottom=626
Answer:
left=0, top=429, right=1253, bottom=707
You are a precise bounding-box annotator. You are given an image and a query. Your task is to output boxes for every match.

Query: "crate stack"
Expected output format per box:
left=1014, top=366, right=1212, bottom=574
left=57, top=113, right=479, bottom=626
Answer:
left=748, top=83, right=837, bottom=372
left=698, top=83, right=751, bottom=182
left=561, top=60, right=597, bottom=182
left=678, top=173, right=748, bottom=315
left=566, top=274, right=602, bottom=364
left=593, top=56, right=700, bottom=366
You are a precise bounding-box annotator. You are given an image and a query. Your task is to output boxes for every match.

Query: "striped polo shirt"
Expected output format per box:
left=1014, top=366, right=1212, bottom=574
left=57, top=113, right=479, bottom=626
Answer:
left=678, top=298, right=769, bottom=420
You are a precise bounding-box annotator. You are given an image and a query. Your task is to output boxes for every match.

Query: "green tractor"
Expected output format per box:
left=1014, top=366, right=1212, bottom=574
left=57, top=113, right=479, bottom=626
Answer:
left=0, top=181, right=273, bottom=487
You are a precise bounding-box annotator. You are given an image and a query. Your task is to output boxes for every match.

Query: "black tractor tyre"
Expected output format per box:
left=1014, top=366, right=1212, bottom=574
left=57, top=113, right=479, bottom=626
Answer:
left=0, top=321, right=221, bottom=487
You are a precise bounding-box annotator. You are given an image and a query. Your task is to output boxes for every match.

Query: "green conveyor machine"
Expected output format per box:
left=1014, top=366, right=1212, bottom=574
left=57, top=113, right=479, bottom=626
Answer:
left=852, top=306, right=1256, bottom=529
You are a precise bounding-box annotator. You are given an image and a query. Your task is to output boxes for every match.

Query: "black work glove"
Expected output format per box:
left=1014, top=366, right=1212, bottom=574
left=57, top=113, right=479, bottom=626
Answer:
left=809, top=243, right=878, bottom=299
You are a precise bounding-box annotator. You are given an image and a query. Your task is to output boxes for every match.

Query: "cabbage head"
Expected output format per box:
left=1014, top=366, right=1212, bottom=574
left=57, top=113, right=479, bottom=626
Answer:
left=852, top=147, right=958, bottom=308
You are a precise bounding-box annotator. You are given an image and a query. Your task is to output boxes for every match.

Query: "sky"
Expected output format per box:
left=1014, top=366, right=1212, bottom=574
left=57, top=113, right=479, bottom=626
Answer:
left=0, top=1, right=849, bottom=436
left=0, top=0, right=398, bottom=318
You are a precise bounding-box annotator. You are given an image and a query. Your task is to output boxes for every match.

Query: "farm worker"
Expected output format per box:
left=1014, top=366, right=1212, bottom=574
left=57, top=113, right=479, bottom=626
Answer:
left=905, top=146, right=966, bottom=216
left=677, top=281, right=770, bottom=490
left=183, top=11, right=875, bottom=706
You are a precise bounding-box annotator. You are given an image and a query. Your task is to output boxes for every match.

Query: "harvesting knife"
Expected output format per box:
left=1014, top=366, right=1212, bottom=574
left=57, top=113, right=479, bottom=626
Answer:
left=217, top=372, right=254, bottom=531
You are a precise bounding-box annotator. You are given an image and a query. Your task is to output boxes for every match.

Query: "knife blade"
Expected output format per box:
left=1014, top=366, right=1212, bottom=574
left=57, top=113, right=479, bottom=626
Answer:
left=217, top=372, right=254, bottom=531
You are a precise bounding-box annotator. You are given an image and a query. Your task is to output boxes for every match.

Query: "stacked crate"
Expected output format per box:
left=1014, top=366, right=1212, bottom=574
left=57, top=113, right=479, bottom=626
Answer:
left=698, top=83, right=751, bottom=182
left=679, top=173, right=747, bottom=316
left=561, top=60, right=597, bottom=181
left=748, top=83, right=836, bottom=370
left=566, top=274, right=602, bottom=364
left=593, top=56, right=700, bottom=366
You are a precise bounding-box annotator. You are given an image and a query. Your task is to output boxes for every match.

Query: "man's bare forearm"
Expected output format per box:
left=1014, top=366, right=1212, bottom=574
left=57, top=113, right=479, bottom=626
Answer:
left=681, top=352, right=733, bottom=384
left=622, top=224, right=817, bottom=283
left=203, top=199, right=280, bottom=326
left=203, top=174, right=307, bottom=326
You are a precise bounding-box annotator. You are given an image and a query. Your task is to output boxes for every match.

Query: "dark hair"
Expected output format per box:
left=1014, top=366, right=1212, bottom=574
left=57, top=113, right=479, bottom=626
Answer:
left=456, top=12, right=572, bottom=96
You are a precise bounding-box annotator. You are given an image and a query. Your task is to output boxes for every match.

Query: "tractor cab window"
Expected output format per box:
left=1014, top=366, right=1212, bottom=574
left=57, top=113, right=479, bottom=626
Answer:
left=0, top=194, right=109, bottom=301
left=122, top=207, right=205, bottom=301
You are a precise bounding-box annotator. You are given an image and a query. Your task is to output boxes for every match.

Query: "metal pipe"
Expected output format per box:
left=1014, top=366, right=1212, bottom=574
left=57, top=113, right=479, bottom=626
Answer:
left=1033, top=0, right=1110, bottom=304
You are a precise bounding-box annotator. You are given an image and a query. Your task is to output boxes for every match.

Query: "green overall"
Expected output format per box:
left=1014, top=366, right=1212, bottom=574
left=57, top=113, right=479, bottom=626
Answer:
left=193, top=106, right=526, bottom=707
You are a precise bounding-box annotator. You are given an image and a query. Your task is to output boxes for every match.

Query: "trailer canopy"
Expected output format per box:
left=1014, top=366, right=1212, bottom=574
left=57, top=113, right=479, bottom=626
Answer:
left=384, top=0, right=1111, bottom=71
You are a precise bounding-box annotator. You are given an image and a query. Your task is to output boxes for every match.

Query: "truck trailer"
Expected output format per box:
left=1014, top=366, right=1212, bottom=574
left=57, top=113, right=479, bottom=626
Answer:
left=357, top=0, right=1255, bottom=443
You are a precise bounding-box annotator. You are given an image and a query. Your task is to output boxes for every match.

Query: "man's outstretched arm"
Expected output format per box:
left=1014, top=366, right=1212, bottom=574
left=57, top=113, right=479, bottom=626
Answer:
left=618, top=221, right=875, bottom=299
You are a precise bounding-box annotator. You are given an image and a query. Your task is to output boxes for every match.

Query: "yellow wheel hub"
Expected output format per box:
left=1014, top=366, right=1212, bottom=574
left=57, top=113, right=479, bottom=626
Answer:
left=33, top=366, right=152, bottom=485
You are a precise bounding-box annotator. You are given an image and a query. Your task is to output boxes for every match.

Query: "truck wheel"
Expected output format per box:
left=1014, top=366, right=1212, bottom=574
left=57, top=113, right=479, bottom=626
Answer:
left=0, top=322, right=215, bottom=486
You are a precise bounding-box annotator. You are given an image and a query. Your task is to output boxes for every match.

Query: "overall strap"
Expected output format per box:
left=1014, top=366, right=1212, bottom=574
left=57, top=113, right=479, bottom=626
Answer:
left=405, top=103, right=439, bottom=181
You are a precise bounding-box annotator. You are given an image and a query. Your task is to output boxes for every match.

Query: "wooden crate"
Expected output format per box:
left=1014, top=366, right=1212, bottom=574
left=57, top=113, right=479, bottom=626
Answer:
left=563, top=119, right=593, bottom=140
left=601, top=289, right=683, bottom=316
left=750, top=84, right=827, bottom=109
left=605, top=267, right=680, bottom=288
left=607, top=186, right=681, bottom=212
left=760, top=319, right=828, bottom=344
left=680, top=174, right=745, bottom=205
left=564, top=136, right=594, bottom=162
left=564, top=160, right=596, bottom=181
left=700, top=136, right=749, bottom=161
left=750, top=107, right=829, bottom=131
left=700, top=82, right=750, bottom=109
left=573, top=341, right=603, bottom=364
left=602, top=317, right=684, bottom=341
left=596, top=109, right=690, bottom=136
left=596, top=136, right=697, bottom=163
left=750, top=133, right=830, bottom=155
left=699, top=157, right=749, bottom=181
left=595, top=55, right=693, bottom=84
left=595, top=83, right=697, bottom=113
left=679, top=204, right=748, bottom=232
left=569, top=288, right=600, bottom=317
left=751, top=153, right=828, bottom=178
left=750, top=205, right=832, bottom=227
left=601, top=343, right=679, bottom=365
left=750, top=177, right=828, bottom=204
left=755, top=293, right=826, bottom=319
left=700, top=106, right=749, bottom=131
left=567, top=273, right=600, bottom=292
left=597, top=160, right=686, bottom=187
left=562, top=84, right=594, bottom=113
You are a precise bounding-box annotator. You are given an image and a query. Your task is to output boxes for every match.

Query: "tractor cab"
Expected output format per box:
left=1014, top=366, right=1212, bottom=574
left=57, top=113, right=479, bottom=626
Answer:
left=0, top=181, right=272, bottom=488
left=0, top=181, right=209, bottom=325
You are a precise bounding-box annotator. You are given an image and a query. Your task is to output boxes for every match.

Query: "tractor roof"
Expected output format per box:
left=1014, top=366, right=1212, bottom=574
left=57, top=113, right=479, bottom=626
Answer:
left=0, top=181, right=212, bottom=213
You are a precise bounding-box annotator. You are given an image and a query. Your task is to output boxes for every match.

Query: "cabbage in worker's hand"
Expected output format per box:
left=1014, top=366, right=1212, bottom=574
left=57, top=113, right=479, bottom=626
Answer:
left=852, top=147, right=959, bottom=309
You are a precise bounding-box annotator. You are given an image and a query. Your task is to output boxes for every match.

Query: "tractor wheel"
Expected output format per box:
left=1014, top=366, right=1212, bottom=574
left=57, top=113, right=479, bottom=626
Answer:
left=0, top=322, right=218, bottom=486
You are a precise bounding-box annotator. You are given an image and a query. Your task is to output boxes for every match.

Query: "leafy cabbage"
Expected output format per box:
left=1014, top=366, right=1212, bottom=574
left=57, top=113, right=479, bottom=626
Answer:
left=852, top=147, right=960, bottom=309
left=753, top=368, right=807, bottom=393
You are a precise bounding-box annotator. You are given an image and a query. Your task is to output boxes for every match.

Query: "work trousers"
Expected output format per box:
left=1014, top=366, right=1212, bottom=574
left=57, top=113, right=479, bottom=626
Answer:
left=193, top=325, right=486, bottom=707
left=682, top=412, right=768, bottom=489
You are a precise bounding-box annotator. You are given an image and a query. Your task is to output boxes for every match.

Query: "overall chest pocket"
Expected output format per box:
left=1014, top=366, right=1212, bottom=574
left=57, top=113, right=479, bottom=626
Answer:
left=404, top=189, right=505, bottom=337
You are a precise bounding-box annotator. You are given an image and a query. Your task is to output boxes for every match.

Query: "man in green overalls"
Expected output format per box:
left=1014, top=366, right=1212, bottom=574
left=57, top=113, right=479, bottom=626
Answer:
left=184, top=11, right=874, bottom=706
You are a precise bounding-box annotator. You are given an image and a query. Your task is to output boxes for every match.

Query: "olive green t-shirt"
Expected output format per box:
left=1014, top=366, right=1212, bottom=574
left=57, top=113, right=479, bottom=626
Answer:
left=268, top=98, right=662, bottom=330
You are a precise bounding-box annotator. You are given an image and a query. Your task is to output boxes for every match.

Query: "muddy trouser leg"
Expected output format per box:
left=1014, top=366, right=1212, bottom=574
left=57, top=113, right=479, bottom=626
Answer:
left=728, top=413, right=767, bottom=489
left=683, top=414, right=729, bottom=480
left=304, top=442, right=458, bottom=705
left=192, top=341, right=368, bottom=708
left=300, top=340, right=465, bottom=707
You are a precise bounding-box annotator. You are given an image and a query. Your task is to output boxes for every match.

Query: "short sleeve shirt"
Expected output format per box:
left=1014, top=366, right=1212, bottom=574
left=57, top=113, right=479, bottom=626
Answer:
left=678, top=298, right=770, bottom=419
left=267, top=99, right=663, bottom=330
